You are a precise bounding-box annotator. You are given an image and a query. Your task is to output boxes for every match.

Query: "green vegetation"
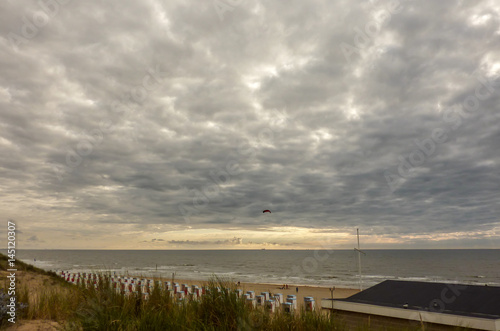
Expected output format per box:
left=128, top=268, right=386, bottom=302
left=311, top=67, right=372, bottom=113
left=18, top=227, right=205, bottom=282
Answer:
left=56, top=276, right=345, bottom=330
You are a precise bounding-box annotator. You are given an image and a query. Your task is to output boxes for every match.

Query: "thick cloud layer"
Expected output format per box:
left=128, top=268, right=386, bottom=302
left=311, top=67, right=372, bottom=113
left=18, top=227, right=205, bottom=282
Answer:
left=1, top=0, right=499, bottom=248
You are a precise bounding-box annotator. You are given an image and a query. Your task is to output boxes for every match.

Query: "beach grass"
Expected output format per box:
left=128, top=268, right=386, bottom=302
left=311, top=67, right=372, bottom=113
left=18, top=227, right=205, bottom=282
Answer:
left=70, top=275, right=347, bottom=330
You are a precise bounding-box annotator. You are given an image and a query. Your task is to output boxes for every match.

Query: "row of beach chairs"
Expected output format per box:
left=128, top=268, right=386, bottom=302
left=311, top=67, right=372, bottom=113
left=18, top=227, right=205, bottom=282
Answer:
left=57, top=271, right=316, bottom=313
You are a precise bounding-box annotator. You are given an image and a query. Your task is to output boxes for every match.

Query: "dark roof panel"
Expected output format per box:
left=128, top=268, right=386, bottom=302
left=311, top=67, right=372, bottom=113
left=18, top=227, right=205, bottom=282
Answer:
left=339, top=280, right=500, bottom=319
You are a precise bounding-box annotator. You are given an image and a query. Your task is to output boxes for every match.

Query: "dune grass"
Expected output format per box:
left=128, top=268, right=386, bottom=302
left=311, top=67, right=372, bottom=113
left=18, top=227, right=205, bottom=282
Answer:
left=0, top=253, right=79, bottom=328
left=68, top=275, right=346, bottom=330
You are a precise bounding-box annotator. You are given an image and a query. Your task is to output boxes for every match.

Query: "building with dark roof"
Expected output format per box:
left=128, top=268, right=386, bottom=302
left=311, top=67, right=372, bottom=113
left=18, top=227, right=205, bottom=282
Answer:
left=321, top=280, right=500, bottom=331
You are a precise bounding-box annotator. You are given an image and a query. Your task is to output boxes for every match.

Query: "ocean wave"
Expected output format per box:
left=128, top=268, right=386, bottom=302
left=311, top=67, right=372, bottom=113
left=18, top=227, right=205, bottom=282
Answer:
left=395, top=276, right=431, bottom=281
left=362, top=274, right=396, bottom=279
left=20, top=259, right=54, bottom=268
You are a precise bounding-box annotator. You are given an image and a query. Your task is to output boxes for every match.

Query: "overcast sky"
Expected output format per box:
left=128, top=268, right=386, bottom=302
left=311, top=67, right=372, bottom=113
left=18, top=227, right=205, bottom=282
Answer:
left=1, top=0, right=499, bottom=249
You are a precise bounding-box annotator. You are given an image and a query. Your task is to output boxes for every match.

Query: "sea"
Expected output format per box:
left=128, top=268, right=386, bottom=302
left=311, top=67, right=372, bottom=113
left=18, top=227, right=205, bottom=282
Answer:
left=7, top=249, right=500, bottom=289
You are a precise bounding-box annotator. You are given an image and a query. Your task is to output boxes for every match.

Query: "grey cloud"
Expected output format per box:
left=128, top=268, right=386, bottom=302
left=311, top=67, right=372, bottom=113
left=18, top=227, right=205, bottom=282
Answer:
left=1, top=0, right=499, bottom=248
left=27, top=235, right=44, bottom=242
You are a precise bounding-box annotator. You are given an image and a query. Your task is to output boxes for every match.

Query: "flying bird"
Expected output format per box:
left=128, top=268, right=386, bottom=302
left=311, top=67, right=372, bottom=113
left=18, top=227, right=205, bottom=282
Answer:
left=263, top=210, right=271, bottom=213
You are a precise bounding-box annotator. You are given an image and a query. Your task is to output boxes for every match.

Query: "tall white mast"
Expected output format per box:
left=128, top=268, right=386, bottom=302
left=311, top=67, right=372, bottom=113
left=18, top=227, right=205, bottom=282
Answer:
left=354, top=228, right=366, bottom=291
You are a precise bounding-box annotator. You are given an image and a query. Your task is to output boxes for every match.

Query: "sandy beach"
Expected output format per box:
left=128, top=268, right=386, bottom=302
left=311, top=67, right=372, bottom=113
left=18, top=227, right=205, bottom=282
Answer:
left=236, top=281, right=360, bottom=309
left=150, top=277, right=360, bottom=309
